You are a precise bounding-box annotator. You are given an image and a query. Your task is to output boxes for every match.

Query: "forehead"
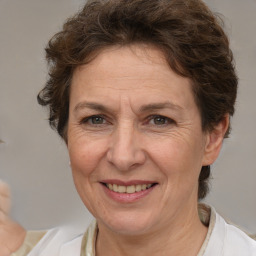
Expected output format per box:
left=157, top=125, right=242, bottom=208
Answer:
left=70, top=45, right=196, bottom=111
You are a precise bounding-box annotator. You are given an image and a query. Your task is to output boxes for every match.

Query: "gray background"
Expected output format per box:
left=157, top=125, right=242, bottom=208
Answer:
left=0, top=0, right=255, bottom=233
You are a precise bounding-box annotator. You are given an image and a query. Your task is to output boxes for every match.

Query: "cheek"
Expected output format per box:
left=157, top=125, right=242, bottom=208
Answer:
left=152, top=143, right=202, bottom=206
left=148, top=135, right=204, bottom=180
left=147, top=137, right=189, bottom=167
left=68, top=133, right=106, bottom=169
left=68, top=139, right=105, bottom=212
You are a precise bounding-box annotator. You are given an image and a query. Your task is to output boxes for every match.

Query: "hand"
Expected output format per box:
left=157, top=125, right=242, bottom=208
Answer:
left=0, top=180, right=26, bottom=256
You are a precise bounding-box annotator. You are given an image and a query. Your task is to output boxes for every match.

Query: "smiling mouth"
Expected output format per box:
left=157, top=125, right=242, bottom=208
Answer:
left=102, top=183, right=157, bottom=194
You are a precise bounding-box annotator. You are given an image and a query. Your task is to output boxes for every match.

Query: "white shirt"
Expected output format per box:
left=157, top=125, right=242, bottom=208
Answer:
left=14, top=205, right=256, bottom=256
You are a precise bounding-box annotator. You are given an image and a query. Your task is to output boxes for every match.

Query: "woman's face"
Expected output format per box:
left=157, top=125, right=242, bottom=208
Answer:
left=68, top=45, right=214, bottom=236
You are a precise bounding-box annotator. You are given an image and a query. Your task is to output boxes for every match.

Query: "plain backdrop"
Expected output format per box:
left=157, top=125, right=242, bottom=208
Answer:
left=0, top=0, right=255, bottom=233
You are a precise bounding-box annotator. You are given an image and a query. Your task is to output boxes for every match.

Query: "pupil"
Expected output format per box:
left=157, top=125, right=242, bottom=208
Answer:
left=92, top=116, right=103, bottom=124
left=154, top=117, right=165, bottom=124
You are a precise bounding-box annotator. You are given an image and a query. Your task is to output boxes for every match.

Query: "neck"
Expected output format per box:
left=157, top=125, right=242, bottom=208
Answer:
left=96, top=205, right=208, bottom=256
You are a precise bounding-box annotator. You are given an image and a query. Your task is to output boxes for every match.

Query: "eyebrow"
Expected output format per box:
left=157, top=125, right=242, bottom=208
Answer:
left=74, top=101, right=109, bottom=113
left=139, top=102, right=183, bottom=112
left=73, top=101, right=183, bottom=114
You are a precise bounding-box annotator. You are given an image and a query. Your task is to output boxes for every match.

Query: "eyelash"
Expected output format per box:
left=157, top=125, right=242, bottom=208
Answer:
left=146, top=115, right=175, bottom=126
left=79, top=115, right=108, bottom=126
left=79, top=114, right=175, bottom=127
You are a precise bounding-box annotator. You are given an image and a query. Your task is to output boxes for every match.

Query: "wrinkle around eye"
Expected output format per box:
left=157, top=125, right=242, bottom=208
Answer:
left=140, top=118, right=195, bottom=138
left=70, top=121, right=113, bottom=139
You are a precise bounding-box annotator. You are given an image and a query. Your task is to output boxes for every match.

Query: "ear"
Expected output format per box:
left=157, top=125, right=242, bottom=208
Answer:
left=202, top=115, right=229, bottom=166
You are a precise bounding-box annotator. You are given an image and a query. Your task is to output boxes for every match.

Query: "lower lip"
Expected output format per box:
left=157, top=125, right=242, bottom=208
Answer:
left=101, top=184, right=156, bottom=203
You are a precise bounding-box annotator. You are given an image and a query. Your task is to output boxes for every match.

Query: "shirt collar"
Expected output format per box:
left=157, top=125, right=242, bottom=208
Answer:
left=81, top=204, right=217, bottom=256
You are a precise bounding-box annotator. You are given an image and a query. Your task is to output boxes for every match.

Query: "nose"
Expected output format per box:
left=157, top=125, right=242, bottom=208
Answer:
left=106, top=123, right=146, bottom=171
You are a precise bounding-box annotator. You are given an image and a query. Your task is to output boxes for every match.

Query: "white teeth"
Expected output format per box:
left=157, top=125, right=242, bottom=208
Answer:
left=118, top=185, right=126, bottom=193
left=106, top=183, right=154, bottom=193
left=126, top=185, right=135, bottom=193
left=135, top=184, right=142, bottom=192
left=147, top=184, right=152, bottom=189
left=113, top=184, right=118, bottom=192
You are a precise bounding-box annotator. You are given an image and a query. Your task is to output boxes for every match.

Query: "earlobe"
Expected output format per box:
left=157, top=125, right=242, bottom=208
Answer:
left=202, top=115, right=229, bottom=166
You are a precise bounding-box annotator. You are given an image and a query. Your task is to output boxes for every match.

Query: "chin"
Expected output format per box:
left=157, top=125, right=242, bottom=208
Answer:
left=97, top=210, right=157, bottom=236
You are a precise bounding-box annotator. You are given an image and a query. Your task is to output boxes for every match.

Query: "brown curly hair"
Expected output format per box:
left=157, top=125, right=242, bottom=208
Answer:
left=38, top=0, right=238, bottom=200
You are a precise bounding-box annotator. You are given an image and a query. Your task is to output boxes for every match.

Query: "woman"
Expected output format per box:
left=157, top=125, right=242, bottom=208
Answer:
left=1, top=0, right=256, bottom=255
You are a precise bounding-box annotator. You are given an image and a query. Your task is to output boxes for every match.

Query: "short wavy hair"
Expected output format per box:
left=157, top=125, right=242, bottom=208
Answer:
left=38, top=0, right=238, bottom=200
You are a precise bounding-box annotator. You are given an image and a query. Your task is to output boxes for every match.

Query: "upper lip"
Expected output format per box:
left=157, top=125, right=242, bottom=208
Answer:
left=100, top=179, right=158, bottom=186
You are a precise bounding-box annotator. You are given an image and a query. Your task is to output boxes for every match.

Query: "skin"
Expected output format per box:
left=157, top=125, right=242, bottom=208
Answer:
left=0, top=180, right=26, bottom=256
left=68, top=44, right=228, bottom=256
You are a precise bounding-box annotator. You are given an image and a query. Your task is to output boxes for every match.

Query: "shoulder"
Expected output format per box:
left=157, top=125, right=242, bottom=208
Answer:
left=223, top=220, right=256, bottom=255
left=12, top=225, right=85, bottom=256
left=204, top=206, right=256, bottom=256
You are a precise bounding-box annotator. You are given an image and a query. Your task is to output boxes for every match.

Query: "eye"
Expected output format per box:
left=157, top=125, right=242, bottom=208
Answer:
left=90, top=116, right=105, bottom=124
left=80, top=115, right=106, bottom=125
left=148, top=115, right=174, bottom=126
